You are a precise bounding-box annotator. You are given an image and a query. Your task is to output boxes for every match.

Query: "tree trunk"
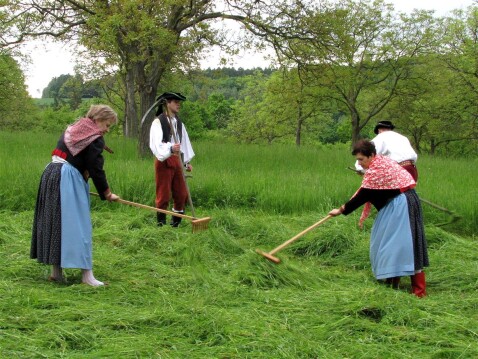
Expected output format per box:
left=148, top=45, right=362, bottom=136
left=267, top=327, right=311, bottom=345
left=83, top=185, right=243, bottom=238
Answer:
left=138, top=86, right=158, bottom=157
left=351, top=111, right=361, bottom=145
left=295, top=107, right=303, bottom=147
left=430, top=138, right=436, bottom=155
left=124, top=68, right=138, bottom=138
left=136, top=56, right=170, bottom=157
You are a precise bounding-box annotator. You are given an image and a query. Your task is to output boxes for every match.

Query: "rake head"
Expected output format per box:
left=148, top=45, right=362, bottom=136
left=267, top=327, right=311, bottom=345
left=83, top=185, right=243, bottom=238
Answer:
left=255, top=249, right=281, bottom=264
left=191, top=217, right=211, bottom=233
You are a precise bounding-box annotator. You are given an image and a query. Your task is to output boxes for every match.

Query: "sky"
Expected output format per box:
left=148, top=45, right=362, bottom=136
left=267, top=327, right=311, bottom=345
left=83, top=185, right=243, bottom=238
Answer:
left=21, top=0, right=475, bottom=98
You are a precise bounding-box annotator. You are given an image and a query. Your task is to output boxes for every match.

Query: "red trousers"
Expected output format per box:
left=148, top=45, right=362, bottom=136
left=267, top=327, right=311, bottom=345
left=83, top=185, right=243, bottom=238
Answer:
left=402, top=164, right=418, bottom=182
left=154, top=156, right=188, bottom=212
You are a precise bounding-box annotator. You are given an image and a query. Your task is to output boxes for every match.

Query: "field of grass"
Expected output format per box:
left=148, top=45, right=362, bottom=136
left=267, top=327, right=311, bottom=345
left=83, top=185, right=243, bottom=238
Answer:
left=0, top=131, right=477, bottom=358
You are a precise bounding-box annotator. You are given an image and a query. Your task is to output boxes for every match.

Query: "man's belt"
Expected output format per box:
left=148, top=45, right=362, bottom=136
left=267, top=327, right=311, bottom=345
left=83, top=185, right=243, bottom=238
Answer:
left=399, top=160, right=415, bottom=166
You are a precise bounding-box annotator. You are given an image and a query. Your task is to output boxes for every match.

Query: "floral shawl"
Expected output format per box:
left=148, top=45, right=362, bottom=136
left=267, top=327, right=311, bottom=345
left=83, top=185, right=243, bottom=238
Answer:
left=357, top=155, right=416, bottom=226
left=64, top=117, right=103, bottom=156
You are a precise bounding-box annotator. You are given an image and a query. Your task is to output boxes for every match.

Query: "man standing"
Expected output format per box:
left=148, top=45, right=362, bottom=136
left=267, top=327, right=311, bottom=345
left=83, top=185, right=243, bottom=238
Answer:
left=356, top=121, right=418, bottom=181
left=149, top=92, right=195, bottom=227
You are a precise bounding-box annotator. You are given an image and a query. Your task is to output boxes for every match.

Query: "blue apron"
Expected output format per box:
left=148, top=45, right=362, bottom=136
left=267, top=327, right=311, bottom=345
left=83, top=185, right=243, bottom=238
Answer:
left=60, top=163, right=93, bottom=269
left=370, top=193, right=415, bottom=279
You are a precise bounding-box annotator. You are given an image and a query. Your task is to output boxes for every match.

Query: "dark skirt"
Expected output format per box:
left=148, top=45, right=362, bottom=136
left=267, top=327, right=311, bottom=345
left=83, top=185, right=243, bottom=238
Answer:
left=404, top=189, right=429, bottom=270
left=31, top=162, right=63, bottom=265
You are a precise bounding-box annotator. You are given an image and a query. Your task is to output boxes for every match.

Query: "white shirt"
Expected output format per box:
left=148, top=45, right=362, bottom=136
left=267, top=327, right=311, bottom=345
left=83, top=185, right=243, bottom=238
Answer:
left=355, top=130, right=417, bottom=171
left=149, top=116, right=195, bottom=163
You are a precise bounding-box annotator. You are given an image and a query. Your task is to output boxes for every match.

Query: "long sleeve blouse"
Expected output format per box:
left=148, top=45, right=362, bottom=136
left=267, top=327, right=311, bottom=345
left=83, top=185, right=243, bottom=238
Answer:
left=54, top=133, right=110, bottom=199
left=342, top=188, right=401, bottom=215
left=149, top=117, right=195, bottom=163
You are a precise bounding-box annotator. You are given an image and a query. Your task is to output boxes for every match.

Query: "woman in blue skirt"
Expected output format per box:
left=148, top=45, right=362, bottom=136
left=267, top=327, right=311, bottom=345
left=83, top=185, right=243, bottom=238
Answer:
left=31, top=105, right=119, bottom=286
left=329, top=140, right=428, bottom=297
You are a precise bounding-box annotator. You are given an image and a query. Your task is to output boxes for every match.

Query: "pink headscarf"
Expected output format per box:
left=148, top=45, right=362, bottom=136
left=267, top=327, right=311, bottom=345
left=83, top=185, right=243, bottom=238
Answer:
left=356, top=155, right=416, bottom=227
left=64, top=118, right=103, bottom=156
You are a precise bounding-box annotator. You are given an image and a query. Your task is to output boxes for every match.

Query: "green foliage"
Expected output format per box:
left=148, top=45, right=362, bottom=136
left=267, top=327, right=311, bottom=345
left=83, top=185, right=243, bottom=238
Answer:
left=0, top=52, right=35, bottom=130
left=41, top=74, right=105, bottom=110
left=16, top=99, right=123, bottom=136
left=178, top=101, right=207, bottom=140
left=26, top=104, right=97, bottom=134
left=203, top=93, right=235, bottom=130
left=226, top=70, right=310, bottom=144
left=41, top=74, right=72, bottom=99
left=4, top=0, right=478, bottom=151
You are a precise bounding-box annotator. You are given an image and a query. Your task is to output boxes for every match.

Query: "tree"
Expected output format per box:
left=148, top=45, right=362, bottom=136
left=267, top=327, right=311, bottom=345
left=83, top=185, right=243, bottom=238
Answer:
left=260, top=68, right=318, bottom=146
left=228, top=70, right=299, bottom=144
left=237, top=0, right=440, bottom=144
left=0, top=51, right=33, bottom=130
left=384, top=6, right=478, bottom=156
left=1, top=0, right=265, bottom=155
left=41, top=74, right=71, bottom=108
left=435, top=6, right=478, bottom=153
left=59, top=74, right=84, bottom=110
left=203, top=93, right=234, bottom=129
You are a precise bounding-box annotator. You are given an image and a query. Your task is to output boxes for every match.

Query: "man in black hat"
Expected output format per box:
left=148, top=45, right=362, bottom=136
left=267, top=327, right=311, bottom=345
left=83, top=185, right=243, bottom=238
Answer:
left=355, top=120, right=418, bottom=181
left=149, top=92, right=195, bottom=226
left=373, top=120, right=395, bottom=134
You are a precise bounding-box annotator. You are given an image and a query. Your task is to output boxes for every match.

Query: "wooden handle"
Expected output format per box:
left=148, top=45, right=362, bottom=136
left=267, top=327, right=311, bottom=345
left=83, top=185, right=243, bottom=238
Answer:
left=90, top=192, right=196, bottom=220
left=269, top=215, right=333, bottom=256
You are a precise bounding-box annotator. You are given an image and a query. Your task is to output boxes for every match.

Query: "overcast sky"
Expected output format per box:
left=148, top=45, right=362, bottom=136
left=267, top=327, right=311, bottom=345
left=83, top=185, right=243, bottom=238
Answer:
left=22, top=0, right=475, bottom=97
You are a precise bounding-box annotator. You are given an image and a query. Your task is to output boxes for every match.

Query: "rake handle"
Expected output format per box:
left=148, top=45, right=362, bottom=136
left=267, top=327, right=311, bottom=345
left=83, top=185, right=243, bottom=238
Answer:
left=420, top=198, right=454, bottom=214
left=268, top=215, right=333, bottom=256
left=90, top=192, right=196, bottom=220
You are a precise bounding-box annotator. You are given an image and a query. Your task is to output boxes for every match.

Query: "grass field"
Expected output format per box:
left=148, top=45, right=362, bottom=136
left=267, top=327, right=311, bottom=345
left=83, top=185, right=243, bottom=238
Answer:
left=0, top=131, right=477, bottom=358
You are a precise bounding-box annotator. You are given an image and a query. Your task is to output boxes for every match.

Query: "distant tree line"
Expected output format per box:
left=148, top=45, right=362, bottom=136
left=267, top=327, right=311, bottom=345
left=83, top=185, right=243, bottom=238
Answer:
left=1, top=0, right=477, bottom=156
left=41, top=74, right=104, bottom=109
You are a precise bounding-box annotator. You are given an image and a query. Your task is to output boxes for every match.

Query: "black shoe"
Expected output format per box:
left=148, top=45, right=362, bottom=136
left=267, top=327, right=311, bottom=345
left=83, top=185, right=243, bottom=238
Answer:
left=170, top=211, right=184, bottom=227
left=385, top=277, right=400, bottom=289
left=157, top=212, right=166, bottom=226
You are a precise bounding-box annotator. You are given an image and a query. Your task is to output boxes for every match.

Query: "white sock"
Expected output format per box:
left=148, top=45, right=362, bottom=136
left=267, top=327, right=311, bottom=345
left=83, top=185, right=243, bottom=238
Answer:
left=81, top=269, right=104, bottom=286
left=50, top=265, right=63, bottom=281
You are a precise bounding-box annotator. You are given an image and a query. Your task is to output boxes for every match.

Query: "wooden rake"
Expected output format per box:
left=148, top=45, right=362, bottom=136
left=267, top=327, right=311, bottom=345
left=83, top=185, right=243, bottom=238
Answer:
left=90, top=193, right=211, bottom=233
left=256, top=214, right=333, bottom=264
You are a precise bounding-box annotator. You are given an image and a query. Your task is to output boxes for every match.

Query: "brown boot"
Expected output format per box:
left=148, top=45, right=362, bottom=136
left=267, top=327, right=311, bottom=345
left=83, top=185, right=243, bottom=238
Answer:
left=410, top=272, right=427, bottom=298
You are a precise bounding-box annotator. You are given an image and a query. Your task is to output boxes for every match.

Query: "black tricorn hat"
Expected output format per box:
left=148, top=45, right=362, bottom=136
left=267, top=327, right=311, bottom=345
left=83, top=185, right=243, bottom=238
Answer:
left=156, top=92, right=187, bottom=102
left=374, top=120, right=395, bottom=134
left=155, top=92, right=186, bottom=115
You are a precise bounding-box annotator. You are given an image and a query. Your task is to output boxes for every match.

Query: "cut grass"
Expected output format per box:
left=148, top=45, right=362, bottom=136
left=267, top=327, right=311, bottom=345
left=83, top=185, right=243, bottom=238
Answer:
left=1, top=208, right=477, bottom=358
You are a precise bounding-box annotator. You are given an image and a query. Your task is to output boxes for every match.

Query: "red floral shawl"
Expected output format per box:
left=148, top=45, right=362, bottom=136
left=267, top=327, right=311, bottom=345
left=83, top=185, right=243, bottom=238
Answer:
left=356, top=155, right=416, bottom=226
left=64, top=117, right=103, bottom=156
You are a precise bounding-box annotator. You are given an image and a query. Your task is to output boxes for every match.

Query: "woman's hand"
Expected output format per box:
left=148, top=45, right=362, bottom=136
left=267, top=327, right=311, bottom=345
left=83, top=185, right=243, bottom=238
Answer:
left=185, top=163, right=193, bottom=172
left=105, top=192, right=120, bottom=202
left=328, top=207, right=343, bottom=217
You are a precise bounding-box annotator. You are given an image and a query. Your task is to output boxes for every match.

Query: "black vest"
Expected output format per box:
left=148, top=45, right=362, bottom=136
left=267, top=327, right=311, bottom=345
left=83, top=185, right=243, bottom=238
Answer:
left=158, top=113, right=183, bottom=143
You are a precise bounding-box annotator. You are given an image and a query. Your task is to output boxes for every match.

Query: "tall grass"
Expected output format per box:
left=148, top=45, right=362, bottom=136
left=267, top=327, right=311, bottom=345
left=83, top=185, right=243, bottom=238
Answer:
left=1, top=130, right=477, bottom=357
left=1, top=131, right=476, bottom=234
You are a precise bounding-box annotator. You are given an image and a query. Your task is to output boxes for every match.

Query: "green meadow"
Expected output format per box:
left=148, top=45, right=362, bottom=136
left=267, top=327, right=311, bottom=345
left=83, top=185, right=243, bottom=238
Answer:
left=0, top=131, right=477, bottom=358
